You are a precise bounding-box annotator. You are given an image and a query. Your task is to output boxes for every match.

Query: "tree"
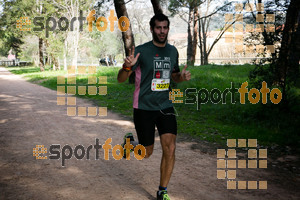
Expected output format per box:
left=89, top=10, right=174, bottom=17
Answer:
left=36, top=0, right=45, bottom=71
left=196, top=0, right=233, bottom=65
left=0, top=0, right=65, bottom=71
left=244, top=0, right=289, bottom=62
left=169, top=0, right=233, bottom=65
left=275, top=0, right=300, bottom=101
left=151, top=0, right=163, bottom=14
left=114, top=0, right=135, bottom=57
left=186, top=3, right=198, bottom=66
left=247, top=0, right=299, bottom=103
left=169, top=0, right=202, bottom=66
left=114, top=0, right=136, bottom=83
left=45, top=0, right=92, bottom=70
left=0, top=0, right=33, bottom=59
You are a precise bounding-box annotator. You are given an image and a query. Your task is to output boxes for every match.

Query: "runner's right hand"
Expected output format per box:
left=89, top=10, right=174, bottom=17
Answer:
left=124, top=46, right=140, bottom=68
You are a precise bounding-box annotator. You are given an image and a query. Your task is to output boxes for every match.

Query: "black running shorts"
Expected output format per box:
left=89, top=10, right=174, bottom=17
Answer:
left=133, top=107, right=177, bottom=147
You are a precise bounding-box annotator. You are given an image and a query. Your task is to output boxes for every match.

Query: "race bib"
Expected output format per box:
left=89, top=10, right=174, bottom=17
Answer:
left=151, top=79, right=170, bottom=91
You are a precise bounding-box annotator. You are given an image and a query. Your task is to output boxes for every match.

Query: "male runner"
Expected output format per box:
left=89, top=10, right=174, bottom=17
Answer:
left=117, top=13, right=191, bottom=200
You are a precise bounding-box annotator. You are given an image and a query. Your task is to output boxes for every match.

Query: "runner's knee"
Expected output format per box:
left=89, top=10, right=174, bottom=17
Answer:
left=162, top=143, right=176, bottom=157
left=144, top=146, right=154, bottom=158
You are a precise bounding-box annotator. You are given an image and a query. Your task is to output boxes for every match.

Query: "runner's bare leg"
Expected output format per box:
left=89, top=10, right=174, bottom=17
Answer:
left=144, top=144, right=154, bottom=158
left=160, top=133, right=176, bottom=187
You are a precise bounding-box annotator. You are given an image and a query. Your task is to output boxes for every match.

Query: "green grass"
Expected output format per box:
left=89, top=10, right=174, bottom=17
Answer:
left=5, top=64, right=300, bottom=150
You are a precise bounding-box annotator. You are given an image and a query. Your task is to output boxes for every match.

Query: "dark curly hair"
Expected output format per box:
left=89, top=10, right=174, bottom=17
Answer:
left=149, top=13, right=170, bottom=29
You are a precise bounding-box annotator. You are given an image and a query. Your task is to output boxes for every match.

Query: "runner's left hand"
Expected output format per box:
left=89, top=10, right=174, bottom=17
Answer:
left=181, top=65, right=191, bottom=81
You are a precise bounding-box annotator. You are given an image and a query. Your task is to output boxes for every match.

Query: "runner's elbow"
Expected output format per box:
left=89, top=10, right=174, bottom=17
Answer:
left=117, top=73, right=125, bottom=83
left=117, top=77, right=127, bottom=83
left=117, top=77, right=121, bottom=83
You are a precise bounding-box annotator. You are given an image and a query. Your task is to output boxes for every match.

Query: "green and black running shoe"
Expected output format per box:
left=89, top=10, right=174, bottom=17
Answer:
left=157, top=190, right=170, bottom=200
left=121, top=133, right=134, bottom=158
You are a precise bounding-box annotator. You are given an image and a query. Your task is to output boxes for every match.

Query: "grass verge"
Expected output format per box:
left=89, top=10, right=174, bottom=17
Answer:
left=5, top=64, right=300, bottom=150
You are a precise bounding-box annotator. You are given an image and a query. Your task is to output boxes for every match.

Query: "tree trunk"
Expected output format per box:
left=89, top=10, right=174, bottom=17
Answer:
left=151, top=0, right=163, bottom=14
left=203, top=53, right=208, bottom=65
left=63, top=38, right=67, bottom=70
left=192, top=7, right=198, bottom=66
left=52, top=56, right=60, bottom=70
left=39, top=37, right=44, bottom=71
left=114, top=0, right=135, bottom=83
left=114, top=0, right=135, bottom=57
left=197, top=12, right=204, bottom=65
left=276, top=0, right=300, bottom=100
left=45, top=39, right=60, bottom=70
left=37, top=0, right=44, bottom=71
left=290, top=14, right=300, bottom=76
left=187, top=6, right=193, bottom=65
left=201, top=19, right=208, bottom=65
left=72, top=0, right=79, bottom=69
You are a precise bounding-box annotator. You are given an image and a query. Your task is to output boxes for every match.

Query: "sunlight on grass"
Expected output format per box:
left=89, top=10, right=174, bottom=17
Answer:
left=7, top=64, right=300, bottom=148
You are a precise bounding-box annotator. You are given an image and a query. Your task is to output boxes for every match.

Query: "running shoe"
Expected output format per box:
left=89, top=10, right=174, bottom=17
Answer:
left=157, top=190, right=170, bottom=200
left=121, top=133, right=134, bottom=158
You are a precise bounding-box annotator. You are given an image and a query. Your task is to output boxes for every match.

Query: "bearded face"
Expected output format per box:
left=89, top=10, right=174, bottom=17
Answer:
left=151, top=20, right=169, bottom=44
